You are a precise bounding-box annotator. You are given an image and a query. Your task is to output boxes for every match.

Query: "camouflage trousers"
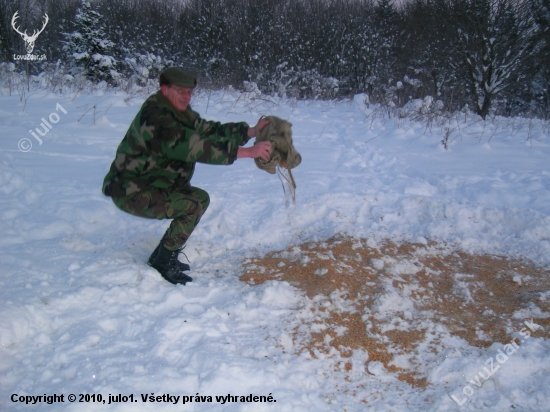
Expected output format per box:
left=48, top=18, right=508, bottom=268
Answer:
left=112, top=185, right=210, bottom=251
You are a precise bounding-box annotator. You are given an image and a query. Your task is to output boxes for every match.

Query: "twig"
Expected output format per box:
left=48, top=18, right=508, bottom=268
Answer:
left=365, top=130, right=384, bottom=144
left=78, top=104, right=97, bottom=123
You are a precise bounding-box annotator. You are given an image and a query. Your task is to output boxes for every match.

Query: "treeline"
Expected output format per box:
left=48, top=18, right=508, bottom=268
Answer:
left=0, top=0, right=549, bottom=119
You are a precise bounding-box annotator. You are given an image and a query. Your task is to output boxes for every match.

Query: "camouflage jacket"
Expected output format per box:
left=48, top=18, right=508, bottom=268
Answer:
left=102, top=91, right=250, bottom=198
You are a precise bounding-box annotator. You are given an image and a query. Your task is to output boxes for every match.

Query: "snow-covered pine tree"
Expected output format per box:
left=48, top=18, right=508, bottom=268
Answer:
left=63, top=0, right=118, bottom=84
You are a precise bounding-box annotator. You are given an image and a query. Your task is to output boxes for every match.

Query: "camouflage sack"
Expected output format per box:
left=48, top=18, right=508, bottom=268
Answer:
left=254, top=116, right=301, bottom=192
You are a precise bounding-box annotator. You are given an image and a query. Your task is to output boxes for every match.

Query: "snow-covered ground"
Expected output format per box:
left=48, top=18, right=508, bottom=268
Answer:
left=1, top=88, right=549, bottom=411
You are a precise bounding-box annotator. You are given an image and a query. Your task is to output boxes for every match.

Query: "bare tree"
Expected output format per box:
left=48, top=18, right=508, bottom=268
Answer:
left=529, top=0, right=550, bottom=118
left=454, top=0, right=536, bottom=119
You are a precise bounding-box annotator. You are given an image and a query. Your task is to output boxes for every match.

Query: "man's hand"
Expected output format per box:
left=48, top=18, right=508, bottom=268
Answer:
left=247, top=117, right=271, bottom=138
left=237, top=141, right=272, bottom=162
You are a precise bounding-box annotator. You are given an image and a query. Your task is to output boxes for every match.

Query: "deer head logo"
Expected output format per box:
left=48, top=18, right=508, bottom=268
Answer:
left=11, top=11, right=49, bottom=54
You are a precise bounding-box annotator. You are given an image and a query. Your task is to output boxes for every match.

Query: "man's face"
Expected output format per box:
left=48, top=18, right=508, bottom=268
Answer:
left=161, top=85, right=193, bottom=112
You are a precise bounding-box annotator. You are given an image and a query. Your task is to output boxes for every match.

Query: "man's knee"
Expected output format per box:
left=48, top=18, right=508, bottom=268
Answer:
left=184, top=186, right=210, bottom=215
left=200, top=190, right=210, bottom=213
left=112, top=192, right=159, bottom=219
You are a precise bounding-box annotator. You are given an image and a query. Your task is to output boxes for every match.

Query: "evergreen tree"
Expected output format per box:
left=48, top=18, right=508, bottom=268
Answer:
left=63, top=0, right=118, bottom=83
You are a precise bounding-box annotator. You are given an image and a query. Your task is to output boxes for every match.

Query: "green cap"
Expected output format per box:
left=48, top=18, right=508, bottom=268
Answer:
left=159, top=67, right=197, bottom=88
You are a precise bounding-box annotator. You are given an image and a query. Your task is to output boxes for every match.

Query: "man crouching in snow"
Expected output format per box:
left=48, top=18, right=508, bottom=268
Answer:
left=102, top=67, right=271, bottom=285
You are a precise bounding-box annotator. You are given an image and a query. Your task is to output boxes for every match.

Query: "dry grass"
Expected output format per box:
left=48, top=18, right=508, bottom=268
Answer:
left=240, top=236, right=550, bottom=389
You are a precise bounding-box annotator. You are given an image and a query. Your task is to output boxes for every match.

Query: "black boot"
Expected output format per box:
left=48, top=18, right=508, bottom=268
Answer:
left=148, top=240, right=190, bottom=272
left=149, top=244, right=193, bottom=285
left=147, top=242, right=162, bottom=266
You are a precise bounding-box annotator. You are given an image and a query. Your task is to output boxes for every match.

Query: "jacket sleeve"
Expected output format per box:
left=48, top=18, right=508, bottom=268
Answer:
left=187, top=116, right=251, bottom=165
left=148, top=106, right=250, bottom=165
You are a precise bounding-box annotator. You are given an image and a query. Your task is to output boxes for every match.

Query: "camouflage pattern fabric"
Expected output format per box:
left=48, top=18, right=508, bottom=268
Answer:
left=103, top=90, right=250, bottom=250
left=102, top=90, right=250, bottom=198
left=254, top=115, right=301, bottom=202
left=112, top=185, right=209, bottom=250
left=254, top=115, right=301, bottom=184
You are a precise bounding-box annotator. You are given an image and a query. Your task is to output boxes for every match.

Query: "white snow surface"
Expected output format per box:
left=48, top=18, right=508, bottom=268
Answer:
left=1, top=89, right=549, bottom=411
